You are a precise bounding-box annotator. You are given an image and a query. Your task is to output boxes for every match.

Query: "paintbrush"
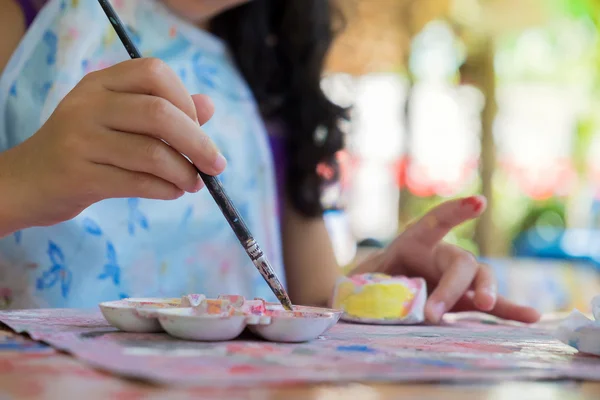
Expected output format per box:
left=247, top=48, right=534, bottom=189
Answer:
left=97, top=0, right=293, bottom=311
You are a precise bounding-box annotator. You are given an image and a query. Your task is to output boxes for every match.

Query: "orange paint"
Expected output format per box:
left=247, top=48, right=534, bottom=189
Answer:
left=204, top=299, right=228, bottom=314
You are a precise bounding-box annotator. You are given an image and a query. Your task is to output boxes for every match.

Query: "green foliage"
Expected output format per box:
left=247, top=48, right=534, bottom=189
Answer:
left=554, top=0, right=600, bottom=21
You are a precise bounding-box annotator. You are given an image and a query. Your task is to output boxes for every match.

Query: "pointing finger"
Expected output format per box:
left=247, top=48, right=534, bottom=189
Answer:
left=405, top=196, right=487, bottom=248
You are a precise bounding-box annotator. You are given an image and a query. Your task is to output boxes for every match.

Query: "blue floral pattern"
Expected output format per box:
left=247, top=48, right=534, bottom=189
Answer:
left=36, top=241, right=72, bottom=298
left=82, top=218, right=103, bottom=236
left=98, top=242, right=121, bottom=286
left=127, top=198, right=149, bottom=236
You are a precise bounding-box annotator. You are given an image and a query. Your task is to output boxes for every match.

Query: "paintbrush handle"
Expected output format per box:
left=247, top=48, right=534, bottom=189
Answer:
left=97, top=0, right=293, bottom=311
left=196, top=170, right=251, bottom=242
left=197, top=170, right=293, bottom=311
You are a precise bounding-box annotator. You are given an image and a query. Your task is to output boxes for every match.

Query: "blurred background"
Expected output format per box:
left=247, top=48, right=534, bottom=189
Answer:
left=319, top=0, right=600, bottom=314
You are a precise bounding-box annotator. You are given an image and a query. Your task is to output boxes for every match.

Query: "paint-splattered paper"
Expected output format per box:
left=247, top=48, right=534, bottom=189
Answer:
left=1, top=309, right=600, bottom=386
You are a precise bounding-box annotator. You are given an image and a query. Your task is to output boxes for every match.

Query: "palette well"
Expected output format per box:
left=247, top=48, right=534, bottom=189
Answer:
left=99, top=295, right=342, bottom=342
left=99, top=298, right=182, bottom=333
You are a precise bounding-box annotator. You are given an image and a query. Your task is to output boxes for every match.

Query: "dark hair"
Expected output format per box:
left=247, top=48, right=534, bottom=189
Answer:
left=211, top=0, right=347, bottom=217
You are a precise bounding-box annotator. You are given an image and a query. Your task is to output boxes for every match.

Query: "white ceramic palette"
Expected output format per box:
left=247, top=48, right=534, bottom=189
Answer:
left=99, top=295, right=342, bottom=342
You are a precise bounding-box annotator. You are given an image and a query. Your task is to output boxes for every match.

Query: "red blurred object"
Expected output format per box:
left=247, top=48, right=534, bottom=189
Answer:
left=499, top=157, right=575, bottom=200
left=395, top=156, right=479, bottom=197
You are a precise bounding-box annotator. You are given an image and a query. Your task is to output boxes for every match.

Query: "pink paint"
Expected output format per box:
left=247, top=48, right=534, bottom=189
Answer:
left=218, top=295, right=245, bottom=308
left=241, top=299, right=267, bottom=315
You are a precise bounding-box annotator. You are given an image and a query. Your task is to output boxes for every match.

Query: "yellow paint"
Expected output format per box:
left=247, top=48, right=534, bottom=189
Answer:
left=204, top=299, right=228, bottom=314
left=333, top=280, right=356, bottom=309
left=340, top=283, right=414, bottom=319
left=72, top=0, right=79, bottom=7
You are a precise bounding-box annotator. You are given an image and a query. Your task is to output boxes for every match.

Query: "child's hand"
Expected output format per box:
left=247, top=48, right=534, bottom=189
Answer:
left=380, top=196, right=540, bottom=324
left=0, top=58, right=224, bottom=232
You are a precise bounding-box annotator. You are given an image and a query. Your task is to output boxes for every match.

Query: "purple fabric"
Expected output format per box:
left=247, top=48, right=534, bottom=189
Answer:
left=14, top=0, right=287, bottom=213
left=15, top=0, right=44, bottom=27
left=265, top=122, right=287, bottom=215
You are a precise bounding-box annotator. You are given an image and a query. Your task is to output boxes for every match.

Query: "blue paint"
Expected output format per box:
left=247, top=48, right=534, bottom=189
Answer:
left=406, top=358, right=457, bottom=368
left=0, top=340, right=50, bottom=352
left=336, top=345, right=377, bottom=353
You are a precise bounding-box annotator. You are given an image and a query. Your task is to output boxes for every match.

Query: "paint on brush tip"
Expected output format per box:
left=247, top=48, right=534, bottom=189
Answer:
left=245, top=240, right=293, bottom=310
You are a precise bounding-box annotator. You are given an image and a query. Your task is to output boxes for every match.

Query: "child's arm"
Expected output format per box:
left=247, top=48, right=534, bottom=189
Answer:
left=0, top=0, right=26, bottom=73
left=282, top=198, right=341, bottom=308
left=0, top=1, right=26, bottom=235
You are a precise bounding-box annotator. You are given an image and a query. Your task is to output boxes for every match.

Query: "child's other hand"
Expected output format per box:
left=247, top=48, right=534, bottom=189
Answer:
left=380, top=196, right=541, bottom=324
left=0, top=58, right=224, bottom=231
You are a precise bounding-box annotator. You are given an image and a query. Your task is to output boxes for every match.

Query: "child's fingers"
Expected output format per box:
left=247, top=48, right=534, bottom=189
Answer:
left=89, top=163, right=184, bottom=201
left=100, top=92, right=226, bottom=175
left=87, top=129, right=202, bottom=193
left=471, top=263, right=497, bottom=312
left=92, top=58, right=199, bottom=123
left=452, top=295, right=541, bottom=323
left=487, top=297, right=541, bottom=323
left=191, top=94, right=215, bottom=126
left=425, top=251, right=479, bottom=323
left=405, top=196, right=487, bottom=248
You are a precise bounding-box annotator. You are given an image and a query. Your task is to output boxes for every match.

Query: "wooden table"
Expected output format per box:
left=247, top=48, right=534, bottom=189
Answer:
left=1, top=328, right=599, bottom=400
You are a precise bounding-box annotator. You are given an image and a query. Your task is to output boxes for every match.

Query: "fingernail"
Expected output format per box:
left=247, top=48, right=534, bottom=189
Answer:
left=213, top=153, right=227, bottom=173
left=460, top=196, right=483, bottom=213
left=428, top=301, right=446, bottom=323
left=191, top=177, right=204, bottom=193
left=474, top=286, right=496, bottom=311
left=485, top=285, right=497, bottom=300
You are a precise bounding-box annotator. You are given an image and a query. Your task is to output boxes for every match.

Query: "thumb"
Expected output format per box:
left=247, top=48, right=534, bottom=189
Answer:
left=404, top=195, right=487, bottom=248
left=191, top=94, right=215, bottom=126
